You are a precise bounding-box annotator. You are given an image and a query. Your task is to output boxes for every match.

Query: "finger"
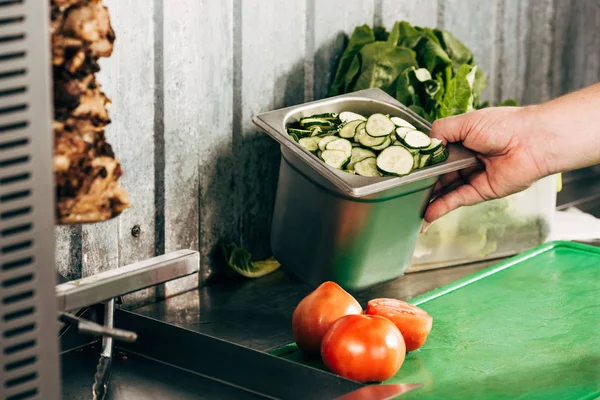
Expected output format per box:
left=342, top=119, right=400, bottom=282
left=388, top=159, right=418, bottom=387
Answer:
left=430, top=113, right=472, bottom=144
left=424, top=174, right=487, bottom=222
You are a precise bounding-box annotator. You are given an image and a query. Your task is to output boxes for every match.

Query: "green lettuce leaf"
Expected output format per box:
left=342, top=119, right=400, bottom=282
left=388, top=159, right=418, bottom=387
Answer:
left=328, top=25, right=376, bottom=96
left=220, top=243, right=281, bottom=278
left=434, top=30, right=474, bottom=68
left=353, top=42, right=418, bottom=94
left=439, top=64, right=478, bottom=118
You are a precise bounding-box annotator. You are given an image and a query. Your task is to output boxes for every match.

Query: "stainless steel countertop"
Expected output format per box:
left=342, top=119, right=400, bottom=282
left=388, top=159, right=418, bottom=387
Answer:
left=132, top=169, right=600, bottom=353
left=132, top=259, right=498, bottom=352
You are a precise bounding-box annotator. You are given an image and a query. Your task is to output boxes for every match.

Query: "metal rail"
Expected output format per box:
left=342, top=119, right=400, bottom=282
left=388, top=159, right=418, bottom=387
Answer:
left=55, top=250, right=199, bottom=312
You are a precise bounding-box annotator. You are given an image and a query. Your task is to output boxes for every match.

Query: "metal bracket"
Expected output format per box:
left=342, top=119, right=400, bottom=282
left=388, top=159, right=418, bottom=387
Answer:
left=55, top=249, right=200, bottom=312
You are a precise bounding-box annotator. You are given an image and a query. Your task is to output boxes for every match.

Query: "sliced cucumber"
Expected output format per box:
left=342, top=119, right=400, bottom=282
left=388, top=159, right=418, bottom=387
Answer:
left=395, top=127, right=413, bottom=141
left=321, top=149, right=349, bottom=169
left=318, top=135, right=339, bottom=151
left=403, top=130, right=432, bottom=149
left=287, top=128, right=312, bottom=138
left=431, top=146, right=449, bottom=164
left=371, top=136, right=392, bottom=151
left=339, top=111, right=367, bottom=123
left=353, top=121, right=367, bottom=142
left=288, top=110, right=449, bottom=178
left=413, top=153, right=421, bottom=169
left=300, top=118, right=336, bottom=129
left=365, top=113, right=395, bottom=137
left=339, top=120, right=364, bottom=139
left=347, top=147, right=376, bottom=170
left=390, top=117, right=416, bottom=129
left=421, top=138, right=442, bottom=154
left=419, top=153, right=432, bottom=168
left=376, top=146, right=414, bottom=176
left=298, top=137, right=321, bottom=153
left=355, top=157, right=381, bottom=177
left=307, top=112, right=339, bottom=121
left=326, top=138, right=352, bottom=158
left=357, top=127, right=387, bottom=147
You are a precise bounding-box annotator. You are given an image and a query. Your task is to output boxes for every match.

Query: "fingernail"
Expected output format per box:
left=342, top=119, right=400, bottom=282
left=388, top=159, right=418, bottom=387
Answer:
left=420, top=220, right=431, bottom=234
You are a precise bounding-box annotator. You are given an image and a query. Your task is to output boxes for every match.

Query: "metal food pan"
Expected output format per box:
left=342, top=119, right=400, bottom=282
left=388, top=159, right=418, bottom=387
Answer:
left=252, top=88, right=478, bottom=199
left=252, top=88, right=478, bottom=290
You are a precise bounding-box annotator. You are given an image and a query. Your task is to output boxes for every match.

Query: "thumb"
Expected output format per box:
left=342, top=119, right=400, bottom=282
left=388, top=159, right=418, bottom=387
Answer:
left=430, top=113, right=472, bottom=145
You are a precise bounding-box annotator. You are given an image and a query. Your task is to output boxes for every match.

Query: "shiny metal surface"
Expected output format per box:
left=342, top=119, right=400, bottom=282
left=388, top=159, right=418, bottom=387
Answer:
left=55, top=250, right=199, bottom=311
left=252, top=88, right=478, bottom=198
left=254, top=88, right=479, bottom=290
left=114, top=310, right=364, bottom=399
left=271, top=155, right=435, bottom=289
left=334, top=383, right=423, bottom=400
left=133, top=260, right=500, bottom=352
left=57, top=311, right=137, bottom=343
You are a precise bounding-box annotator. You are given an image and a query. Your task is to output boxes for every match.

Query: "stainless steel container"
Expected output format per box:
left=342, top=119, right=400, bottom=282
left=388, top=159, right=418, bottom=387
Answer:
left=253, top=88, right=477, bottom=290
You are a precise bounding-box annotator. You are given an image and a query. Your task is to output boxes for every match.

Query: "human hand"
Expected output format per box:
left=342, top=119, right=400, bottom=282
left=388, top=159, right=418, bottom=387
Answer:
left=424, top=106, right=550, bottom=224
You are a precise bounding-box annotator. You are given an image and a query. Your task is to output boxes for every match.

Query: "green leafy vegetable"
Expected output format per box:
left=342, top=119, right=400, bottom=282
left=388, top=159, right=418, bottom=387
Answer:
left=329, top=25, right=375, bottom=96
left=329, top=20, right=515, bottom=122
left=221, top=243, right=281, bottom=278
left=353, top=42, right=418, bottom=94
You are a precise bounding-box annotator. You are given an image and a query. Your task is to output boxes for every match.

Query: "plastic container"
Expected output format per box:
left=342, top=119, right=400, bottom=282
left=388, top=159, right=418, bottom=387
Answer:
left=252, top=88, right=477, bottom=290
left=408, top=175, right=557, bottom=272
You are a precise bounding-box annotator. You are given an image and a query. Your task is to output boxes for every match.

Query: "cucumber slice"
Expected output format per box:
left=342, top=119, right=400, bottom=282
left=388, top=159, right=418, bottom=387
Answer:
left=353, top=121, right=367, bottom=142
left=343, top=169, right=356, bottom=175
left=339, top=120, right=363, bottom=139
left=431, top=146, right=449, bottom=164
left=365, top=113, right=395, bottom=137
left=300, top=118, right=335, bottom=129
left=317, top=150, right=323, bottom=159
left=287, top=128, right=312, bottom=138
left=376, top=146, right=414, bottom=176
left=339, top=111, right=367, bottom=123
left=371, top=136, right=392, bottom=151
left=357, top=127, right=387, bottom=147
left=347, top=147, right=376, bottom=170
left=390, top=134, right=397, bottom=143
left=298, top=137, right=321, bottom=153
left=309, top=126, right=323, bottom=136
left=354, top=157, right=381, bottom=177
left=307, top=112, right=339, bottom=121
left=420, top=138, right=442, bottom=153
left=390, top=117, right=416, bottom=129
left=419, top=153, right=432, bottom=168
left=403, top=130, right=432, bottom=149
left=413, top=153, right=421, bottom=169
left=288, top=132, right=299, bottom=142
left=318, top=135, right=339, bottom=151
left=395, top=127, right=413, bottom=141
left=321, top=149, right=349, bottom=169
left=326, top=138, right=352, bottom=158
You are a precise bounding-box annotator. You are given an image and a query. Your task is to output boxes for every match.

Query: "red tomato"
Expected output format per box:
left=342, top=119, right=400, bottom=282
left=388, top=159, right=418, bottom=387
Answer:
left=321, top=314, right=405, bottom=382
left=292, top=281, right=362, bottom=355
left=366, top=298, right=433, bottom=352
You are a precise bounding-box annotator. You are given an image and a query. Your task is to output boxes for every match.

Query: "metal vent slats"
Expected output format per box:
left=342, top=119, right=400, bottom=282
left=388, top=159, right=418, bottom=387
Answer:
left=1, top=0, right=60, bottom=398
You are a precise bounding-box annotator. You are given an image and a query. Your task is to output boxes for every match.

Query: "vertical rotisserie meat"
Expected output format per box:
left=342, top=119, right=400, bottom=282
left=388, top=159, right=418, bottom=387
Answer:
left=51, top=0, right=129, bottom=224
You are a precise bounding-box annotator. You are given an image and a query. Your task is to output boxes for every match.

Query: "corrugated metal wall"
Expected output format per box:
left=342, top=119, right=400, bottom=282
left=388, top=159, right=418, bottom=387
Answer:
left=55, top=0, right=600, bottom=306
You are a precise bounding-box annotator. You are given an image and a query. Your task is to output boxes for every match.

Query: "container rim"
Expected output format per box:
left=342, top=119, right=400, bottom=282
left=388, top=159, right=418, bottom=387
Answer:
left=252, top=88, right=478, bottom=198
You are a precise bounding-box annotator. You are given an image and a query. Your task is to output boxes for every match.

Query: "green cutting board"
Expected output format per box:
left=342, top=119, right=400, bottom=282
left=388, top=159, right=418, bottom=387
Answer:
left=271, top=241, right=600, bottom=399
